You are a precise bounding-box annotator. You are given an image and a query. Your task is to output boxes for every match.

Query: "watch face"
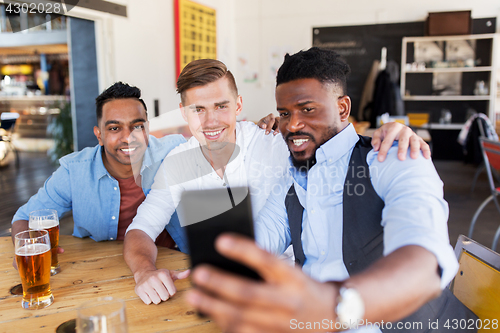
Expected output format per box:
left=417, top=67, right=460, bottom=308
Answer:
left=337, top=287, right=365, bottom=328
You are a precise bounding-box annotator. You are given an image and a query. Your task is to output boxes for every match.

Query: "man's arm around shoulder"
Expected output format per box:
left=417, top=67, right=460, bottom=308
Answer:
left=123, top=229, right=189, bottom=305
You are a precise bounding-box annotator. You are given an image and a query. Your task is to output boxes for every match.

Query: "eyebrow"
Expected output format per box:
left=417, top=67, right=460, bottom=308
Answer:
left=130, top=118, right=147, bottom=124
left=297, top=100, right=314, bottom=106
left=214, top=100, right=230, bottom=107
left=104, top=120, right=121, bottom=126
left=104, top=118, right=146, bottom=126
left=277, top=100, right=314, bottom=111
left=190, top=100, right=230, bottom=110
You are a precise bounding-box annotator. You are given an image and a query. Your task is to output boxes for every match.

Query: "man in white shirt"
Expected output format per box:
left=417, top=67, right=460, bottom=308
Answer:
left=123, top=59, right=430, bottom=305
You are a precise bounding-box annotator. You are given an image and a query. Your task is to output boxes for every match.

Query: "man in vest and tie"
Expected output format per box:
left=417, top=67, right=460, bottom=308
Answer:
left=186, top=47, right=477, bottom=332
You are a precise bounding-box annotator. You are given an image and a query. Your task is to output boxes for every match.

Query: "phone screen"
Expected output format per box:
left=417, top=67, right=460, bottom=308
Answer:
left=178, top=187, right=261, bottom=281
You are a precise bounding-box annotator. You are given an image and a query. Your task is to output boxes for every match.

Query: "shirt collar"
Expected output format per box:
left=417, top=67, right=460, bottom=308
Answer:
left=316, top=123, right=359, bottom=165
left=95, top=145, right=110, bottom=179
left=141, top=138, right=157, bottom=174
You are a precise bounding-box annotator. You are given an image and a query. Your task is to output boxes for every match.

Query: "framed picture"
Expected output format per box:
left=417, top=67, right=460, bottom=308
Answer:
left=174, top=0, right=217, bottom=78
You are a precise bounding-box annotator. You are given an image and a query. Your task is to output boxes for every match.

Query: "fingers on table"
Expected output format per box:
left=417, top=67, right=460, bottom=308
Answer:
left=171, top=269, right=190, bottom=281
left=135, top=270, right=177, bottom=305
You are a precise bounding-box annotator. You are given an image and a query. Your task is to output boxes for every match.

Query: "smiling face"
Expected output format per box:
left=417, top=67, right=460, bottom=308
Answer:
left=180, top=76, right=242, bottom=151
left=276, top=78, right=351, bottom=169
left=93, top=98, right=149, bottom=178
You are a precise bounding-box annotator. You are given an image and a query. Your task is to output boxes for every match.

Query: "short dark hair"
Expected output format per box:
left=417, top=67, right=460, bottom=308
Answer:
left=276, top=47, right=351, bottom=95
left=176, top=59, right=238, bottom=103
left=95, top=82, right=147, bottom=122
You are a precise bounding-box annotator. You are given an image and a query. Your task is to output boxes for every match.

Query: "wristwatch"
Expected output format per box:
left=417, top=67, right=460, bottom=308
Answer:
left=336, top=286, right=365, bottom=329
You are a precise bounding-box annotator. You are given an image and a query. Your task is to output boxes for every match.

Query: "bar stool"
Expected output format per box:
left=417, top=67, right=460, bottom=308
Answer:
left=468, top=138, right=500, bottom=251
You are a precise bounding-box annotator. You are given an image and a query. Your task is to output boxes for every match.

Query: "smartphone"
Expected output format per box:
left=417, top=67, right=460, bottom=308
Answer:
left=177, top=187, right=261, bottom=281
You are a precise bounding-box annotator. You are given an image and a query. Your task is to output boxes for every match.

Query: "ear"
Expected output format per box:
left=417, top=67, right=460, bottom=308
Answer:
left=235, top=95, right=243, bottom=116
left=93, top=126, right=103, bottom=146
left=180, top=103, right=188, bottom=122
left=338, top=95, right=351, bottom=122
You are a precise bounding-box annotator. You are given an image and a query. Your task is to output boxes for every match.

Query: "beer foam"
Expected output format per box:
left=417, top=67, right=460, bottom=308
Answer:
left=29, top=218, right=58, bottom=229
left=16, top=243, right=51, bottom=256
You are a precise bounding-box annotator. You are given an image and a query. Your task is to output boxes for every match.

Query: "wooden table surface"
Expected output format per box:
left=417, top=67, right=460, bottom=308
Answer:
left=0, top=235, right=219, bottom=332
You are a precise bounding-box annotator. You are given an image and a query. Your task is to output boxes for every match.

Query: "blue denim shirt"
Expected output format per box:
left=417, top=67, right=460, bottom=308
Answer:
left=12, top=134, right=186, bottom=242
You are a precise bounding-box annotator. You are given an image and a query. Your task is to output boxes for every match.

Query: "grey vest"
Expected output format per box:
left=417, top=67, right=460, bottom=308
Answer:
left=285, top=135, right=477, bottom=333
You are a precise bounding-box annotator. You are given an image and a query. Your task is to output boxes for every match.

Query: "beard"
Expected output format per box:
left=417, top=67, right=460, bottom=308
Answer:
left=287, top=126, right=338, bottom=172
left=291, top=153, right=316, bottom=171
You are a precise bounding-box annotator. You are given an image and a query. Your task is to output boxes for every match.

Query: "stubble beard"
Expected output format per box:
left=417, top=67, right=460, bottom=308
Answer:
left=290, top=125, right=338, bottom=172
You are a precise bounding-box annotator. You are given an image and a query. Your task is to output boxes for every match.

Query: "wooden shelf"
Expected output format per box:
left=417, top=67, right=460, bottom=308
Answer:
left=405, top=67, right=493, bottom=73
left=403, top=33, right=497, bottom=43
left=401, top=33, right=498, bottom=123
left=403, top=95, right=491, bottom=101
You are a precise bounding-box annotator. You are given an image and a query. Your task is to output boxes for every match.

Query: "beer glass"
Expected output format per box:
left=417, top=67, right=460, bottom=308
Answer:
left=29, top=209, right=60, bottom=275
left=77, top=297, right=128, bottom=333
left=14, top=230, right=54, bottom=310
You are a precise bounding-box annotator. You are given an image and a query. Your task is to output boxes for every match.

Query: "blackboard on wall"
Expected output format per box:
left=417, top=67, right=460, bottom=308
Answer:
left=312, top=18, right=496, bottom=122
left=313, top=22, right=425, bottom=121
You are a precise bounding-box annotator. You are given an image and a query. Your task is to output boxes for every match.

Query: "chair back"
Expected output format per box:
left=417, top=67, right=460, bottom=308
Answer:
left=0, top=112, right=19, bottom=134
left=450, top=235, right=500, bottom=331
left=0, top=118, right=16, bottom=131
left=479, top=138, right=500, bottom=194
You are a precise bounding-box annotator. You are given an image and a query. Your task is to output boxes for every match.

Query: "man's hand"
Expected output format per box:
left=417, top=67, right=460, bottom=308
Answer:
left=187, top=234, right=337, bottom=332
left=124, top=229, right=190, bottom=305
left=257, top=113, right=280, bottom=135
left=134, top=268, right=190, bottom=305
left=371, top=122, right=431, bottom=162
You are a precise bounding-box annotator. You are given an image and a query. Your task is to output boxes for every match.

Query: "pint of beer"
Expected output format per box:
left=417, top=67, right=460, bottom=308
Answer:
left=29, top=209, right=60, bottom=275
left=14, top=230, right=54, bottom=310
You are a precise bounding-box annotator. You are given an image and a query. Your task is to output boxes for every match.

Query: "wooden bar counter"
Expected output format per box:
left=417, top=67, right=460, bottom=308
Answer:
left=0, top=235, right=219, bottom=332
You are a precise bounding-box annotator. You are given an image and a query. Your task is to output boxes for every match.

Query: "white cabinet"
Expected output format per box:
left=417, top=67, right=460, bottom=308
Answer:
left=401, top=33, right=498, bottom=123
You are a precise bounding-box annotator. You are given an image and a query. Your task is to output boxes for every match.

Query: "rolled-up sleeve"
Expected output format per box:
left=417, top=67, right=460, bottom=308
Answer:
left=255, top=175, right=293, bottom=256
left=12, top=163, right=73, bottom=223
left=367, top=147, right=458, bottom=289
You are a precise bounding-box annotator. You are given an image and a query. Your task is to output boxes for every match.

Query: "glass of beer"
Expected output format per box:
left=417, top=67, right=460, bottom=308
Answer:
left=77, top=297, right=128, bottom=333
left=14, top=230, right=54, bottom=310
left=29, top=209, right=60, bottom=275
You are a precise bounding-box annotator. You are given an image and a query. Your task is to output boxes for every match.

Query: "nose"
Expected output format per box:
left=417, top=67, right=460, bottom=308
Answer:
left=122, top=128, right=137, bottom=144
left=286, top=111, right=304, bottom=133
left=203, top=109, right=219, bottom=128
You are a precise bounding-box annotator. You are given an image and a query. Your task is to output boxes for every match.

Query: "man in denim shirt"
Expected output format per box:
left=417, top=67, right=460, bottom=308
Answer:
left=11, top=82, right=186, bottom=249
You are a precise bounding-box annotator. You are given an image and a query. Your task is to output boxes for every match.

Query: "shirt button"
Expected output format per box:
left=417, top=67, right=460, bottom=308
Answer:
left=329, top=158, right=332, bottom=163
left=311, top=209, right=315, bottom=214
left=321, top=251, right=325, bottom=255
left=110, top=238, right=114, bottom=240
left=114, top=187, right=117, bottom=190
left=112, top=216, right=116, bottom=220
